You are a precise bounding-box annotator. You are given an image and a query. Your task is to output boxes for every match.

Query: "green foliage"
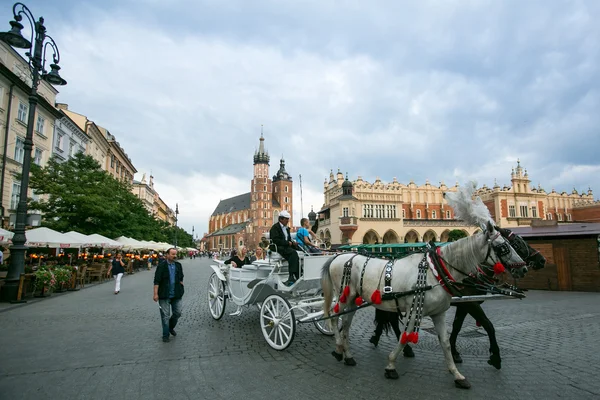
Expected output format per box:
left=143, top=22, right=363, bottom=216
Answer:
left=28, top=153, right=193, bottom=245
left=447, top=229, right=468, bottom=242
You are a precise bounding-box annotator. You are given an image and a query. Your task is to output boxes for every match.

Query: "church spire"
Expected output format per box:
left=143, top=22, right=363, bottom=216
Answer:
left=253, top=125, right=270, bottom=165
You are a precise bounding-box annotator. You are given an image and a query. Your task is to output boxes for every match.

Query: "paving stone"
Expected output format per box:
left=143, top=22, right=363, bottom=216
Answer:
left=0, top=258, right=599, bottom=399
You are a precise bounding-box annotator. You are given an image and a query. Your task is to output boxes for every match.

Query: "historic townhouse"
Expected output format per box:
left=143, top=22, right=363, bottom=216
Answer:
left=132, top=173, right=156, bottom=213
left=207, top=131, right=293, bottom=252
left=57, top=104, right=110, bottom=169
left=0, top=42, right=62, bottom=228
left=99, top=126, right=136, bottom=184
left=317, top=161, right=598, bottom=247
left=52, top=110, right=90, bottom=162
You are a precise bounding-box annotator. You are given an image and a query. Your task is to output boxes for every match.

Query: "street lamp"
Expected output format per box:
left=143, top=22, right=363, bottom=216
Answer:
left=173, top=203, right=179, bottom=248
left=0, top=2, right=67, bottom=303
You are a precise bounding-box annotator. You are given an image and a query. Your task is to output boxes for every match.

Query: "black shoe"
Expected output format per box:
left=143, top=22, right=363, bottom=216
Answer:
left=282, top=279, right=296, bottom=287
left=369, top=335, right=379, bottom=347
left=169, top=329, right=177, bottom=337
left=162, top=337, right=170, bottom=343
left=403, top=345, right=415, bottom=358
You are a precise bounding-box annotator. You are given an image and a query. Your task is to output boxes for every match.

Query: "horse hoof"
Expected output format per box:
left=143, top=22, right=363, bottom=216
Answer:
left=452, top=353, right=463, bottom=363
left=384, top=369, right=399, bottom=379
left=488, top=355, right=502, bottom=370
left=454, top=378, right=471, bottom=389
left=331, top=351, right=343, bottom=362
left=344, top=357, right=357, bottom=366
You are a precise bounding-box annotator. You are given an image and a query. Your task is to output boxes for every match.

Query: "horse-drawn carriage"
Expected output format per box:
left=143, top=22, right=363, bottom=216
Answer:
left=207, top=234, right=337, bottom=350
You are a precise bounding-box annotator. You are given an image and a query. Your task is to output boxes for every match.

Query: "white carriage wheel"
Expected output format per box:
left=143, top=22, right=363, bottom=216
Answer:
left=207, top=272, right=226, bottom=320
left=313, top=290, right=341, bottom=336
left=260, top=294, right=296, bottom=350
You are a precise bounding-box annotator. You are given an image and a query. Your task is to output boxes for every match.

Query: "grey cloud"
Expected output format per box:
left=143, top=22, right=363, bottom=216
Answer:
left=14, top=0, right=599, bottom=232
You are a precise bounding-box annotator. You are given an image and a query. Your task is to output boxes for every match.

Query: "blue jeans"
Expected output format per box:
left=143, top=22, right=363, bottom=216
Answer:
left=158, top=298, right=182, bottom=338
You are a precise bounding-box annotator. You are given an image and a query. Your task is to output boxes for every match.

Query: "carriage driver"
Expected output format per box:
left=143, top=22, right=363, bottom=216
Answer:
left=268, top=210, right=300, bottom=287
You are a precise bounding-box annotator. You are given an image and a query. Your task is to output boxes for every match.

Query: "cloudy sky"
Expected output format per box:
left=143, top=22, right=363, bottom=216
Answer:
left=4, top=0, right=599, bottom=235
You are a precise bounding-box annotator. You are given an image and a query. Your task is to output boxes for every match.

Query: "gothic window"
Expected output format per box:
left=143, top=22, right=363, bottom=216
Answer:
left=567, top=213, right=572, bottom=221
left=446, top=210, right=451, bottom=219
left=416, top=210, right=422, bottom=219
left=432, top=210, right=437, bottom=219
left=284, top=186, right=289, bottom=192
left=546, top=213, right=553, bottom=220
left=343, top=207, right=349, bottom=217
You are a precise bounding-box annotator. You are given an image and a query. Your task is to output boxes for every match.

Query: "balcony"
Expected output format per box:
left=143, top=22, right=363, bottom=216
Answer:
left=340, top=216, right=358, bottom=226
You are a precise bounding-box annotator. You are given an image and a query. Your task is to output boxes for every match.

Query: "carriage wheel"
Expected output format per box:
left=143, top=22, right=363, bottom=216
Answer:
left=260, top=294, right=296, bottom=350
left=208, top=272, right=226, bottom=320
left=313, top=289, right=341, bottom=336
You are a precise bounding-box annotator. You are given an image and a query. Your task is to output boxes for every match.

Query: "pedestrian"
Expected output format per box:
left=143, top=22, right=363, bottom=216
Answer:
left=153, top=247, right=185, bottom=343
left=107, top=252, right=125, bottom=294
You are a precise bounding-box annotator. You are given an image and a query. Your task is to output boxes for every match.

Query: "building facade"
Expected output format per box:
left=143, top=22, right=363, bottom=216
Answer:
left=52, top=110, right=89, bottom=162
left=99, top=126, right=136, bottom=184
left=207, top=132, right=293, bottom=252
left=58, top=105, right=109, bottom=169
left=317, top=161, right=599, bottom=247
left=0, top=42, right=62, bottom=228
left=153, top=193, right=176, bottom=226
left=132, top=173, right=156, bottom=213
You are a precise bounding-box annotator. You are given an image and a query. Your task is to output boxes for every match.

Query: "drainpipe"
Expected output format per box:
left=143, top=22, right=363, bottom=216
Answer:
left=0, top=84, right=16, bottom=228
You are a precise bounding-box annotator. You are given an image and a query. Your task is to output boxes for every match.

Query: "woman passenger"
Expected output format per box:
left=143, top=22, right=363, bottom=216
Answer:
left=224, top=246, right=251, bottom=268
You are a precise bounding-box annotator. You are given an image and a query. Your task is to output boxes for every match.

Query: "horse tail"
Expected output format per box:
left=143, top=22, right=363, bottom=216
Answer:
left=321, top=254, right=339, bottom=318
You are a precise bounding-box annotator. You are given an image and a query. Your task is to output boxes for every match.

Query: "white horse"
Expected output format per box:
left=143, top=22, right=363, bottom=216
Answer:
left=320, top=221, right=526, bottom=389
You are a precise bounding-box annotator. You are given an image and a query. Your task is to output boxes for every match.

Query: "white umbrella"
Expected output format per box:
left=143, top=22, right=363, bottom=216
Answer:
left=64, top=231, right=97, bottom=248
left=0, top=227, right=14, bottom=245
left=115, top=236, right=145, bottom=250
left=86, top=234, right=123, bottom=249
left=25, top=227, right=82, bottom=248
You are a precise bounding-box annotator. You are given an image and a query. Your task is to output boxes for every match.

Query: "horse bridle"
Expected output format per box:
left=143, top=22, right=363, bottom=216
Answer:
left=483, top=231, right=526, bottom=270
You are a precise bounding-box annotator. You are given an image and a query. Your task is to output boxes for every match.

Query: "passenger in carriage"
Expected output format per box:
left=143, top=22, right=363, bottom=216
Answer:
left=224, top=246, right=251, bottom=268
left=268, top=210, right=300, bottom=286
left=296, top=218, right=322, bottom=254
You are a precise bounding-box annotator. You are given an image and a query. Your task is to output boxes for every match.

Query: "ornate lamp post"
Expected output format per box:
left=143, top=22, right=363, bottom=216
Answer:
left=173, top=203, right=179, bottom=248
left=0, top=2, right=67, bottom=302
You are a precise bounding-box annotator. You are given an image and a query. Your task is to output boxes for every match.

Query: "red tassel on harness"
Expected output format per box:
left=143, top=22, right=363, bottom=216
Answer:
left=400, top=331, right=408, bottom=345
left=355, top=296, right=363, bottom=306
left=340, top=286, right=350, bottom=303
left=493, top=262, right=505, bottom=275
left=370, top=290, right=382, bottom=304
left=408, top=332, right=419, bottom=344
left=333, top=303, right=340, bottom=314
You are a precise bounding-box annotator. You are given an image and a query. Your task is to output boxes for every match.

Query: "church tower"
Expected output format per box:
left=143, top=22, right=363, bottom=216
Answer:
left=251, top=128, right=272, bottom=238
left=273, top=157, right=293, bottom=226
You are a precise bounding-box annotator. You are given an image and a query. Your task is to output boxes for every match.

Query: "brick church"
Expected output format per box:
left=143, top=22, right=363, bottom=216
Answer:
left=207, top=132, right=293, bottom=252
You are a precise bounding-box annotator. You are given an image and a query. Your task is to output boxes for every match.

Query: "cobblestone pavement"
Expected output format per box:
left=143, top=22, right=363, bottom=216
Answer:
left=0, top=258, right=599, bottom=400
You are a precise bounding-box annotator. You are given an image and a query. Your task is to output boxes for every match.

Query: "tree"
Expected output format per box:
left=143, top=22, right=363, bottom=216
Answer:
left=447, top=229, right=468, bottom=242
left=28, top=153, right=188, bottom=242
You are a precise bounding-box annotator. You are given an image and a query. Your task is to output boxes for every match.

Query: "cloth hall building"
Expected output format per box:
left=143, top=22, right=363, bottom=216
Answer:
left=207, top=133, right=293, bottom=252
left=316, top=161, right=599, bottom=247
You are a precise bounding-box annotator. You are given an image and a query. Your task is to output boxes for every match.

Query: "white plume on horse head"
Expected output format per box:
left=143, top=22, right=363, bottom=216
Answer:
left=444, top=181, right=493, bottom=228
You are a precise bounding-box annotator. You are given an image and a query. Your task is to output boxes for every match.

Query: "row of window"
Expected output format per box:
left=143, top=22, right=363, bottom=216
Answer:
left=360, top=204, right=452, bottom=220
left=362, top=204, right=397, bottom=219
left=508, top=205, right=538, bottom=218
left=546, top=213, right=572, bottom=221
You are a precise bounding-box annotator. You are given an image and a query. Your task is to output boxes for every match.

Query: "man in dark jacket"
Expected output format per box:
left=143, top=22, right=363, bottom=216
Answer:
left=153, top=248, right=184, bottom=342
left=269, top=210, right=299, bottom=286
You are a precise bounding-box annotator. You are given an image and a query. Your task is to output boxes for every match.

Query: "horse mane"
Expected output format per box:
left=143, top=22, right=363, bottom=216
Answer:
left=444, top=181, right=493, bottom=228
left=440, top=233, right=486, bottom=274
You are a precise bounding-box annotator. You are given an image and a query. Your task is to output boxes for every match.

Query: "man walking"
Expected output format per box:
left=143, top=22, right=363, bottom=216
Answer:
left=153, top=248, right=184, bottom=342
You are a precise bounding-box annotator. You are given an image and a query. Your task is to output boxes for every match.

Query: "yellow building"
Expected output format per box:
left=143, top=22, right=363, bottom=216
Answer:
left=318, top=162, right=597, bottom=246
left=153, top=194, right=175, bottom=226
left=57, top=104, right=109, bottom=169
left=132, top=173, right=156, bottom=213
left=0, top=42, right=62, bottom=228
left=98, top=126, right=136, bottom=184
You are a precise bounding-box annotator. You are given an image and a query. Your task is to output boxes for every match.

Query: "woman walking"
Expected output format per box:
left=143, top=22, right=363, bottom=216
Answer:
left=107, top=253, right=126, bottom=294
